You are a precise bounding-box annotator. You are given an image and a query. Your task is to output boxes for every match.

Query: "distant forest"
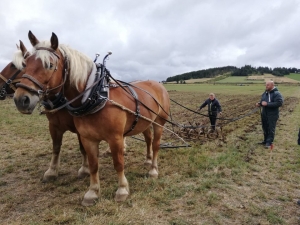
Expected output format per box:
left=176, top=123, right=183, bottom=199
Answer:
left=165, top=65, right=300, bottom=82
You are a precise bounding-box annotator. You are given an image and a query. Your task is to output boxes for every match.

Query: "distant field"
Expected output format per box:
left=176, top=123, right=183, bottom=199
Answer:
left=250, top=74, right=299, bottom=83
left=166, top=78, right=213, bottom=84
left=216, top=76, right=263, bottom=84
left=286, top=73, right=300, bottom=81
left=164, top=83, right=299, bottom=97
left=216, top=74, right=300, bottom=84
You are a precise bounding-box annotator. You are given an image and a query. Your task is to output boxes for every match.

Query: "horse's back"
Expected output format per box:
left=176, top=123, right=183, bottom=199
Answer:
left=132, top=80, right=170, bottom=118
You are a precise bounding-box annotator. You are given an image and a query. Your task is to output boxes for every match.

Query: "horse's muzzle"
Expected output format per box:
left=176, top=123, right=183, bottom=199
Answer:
left=14, top=94, right=39, bottom=114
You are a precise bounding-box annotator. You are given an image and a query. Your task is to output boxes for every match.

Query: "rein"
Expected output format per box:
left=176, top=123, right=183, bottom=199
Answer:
left=169, top=98, right=256, bottom=121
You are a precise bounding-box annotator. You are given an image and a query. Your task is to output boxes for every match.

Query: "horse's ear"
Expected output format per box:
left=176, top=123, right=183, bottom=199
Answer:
left=16, top=44, right=20, bottom=50
left=19, top=40, right=28, bottom=57
left=28, top=30, right=39, bottom=46
left=50, top=32, right=59, bottom=50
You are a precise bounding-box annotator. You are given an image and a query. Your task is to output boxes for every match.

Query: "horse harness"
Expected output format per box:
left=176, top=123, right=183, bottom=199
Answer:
left=15, top=47, right=141, bottom=135
left=65, top=63, right=141, bottom=135
left=66, top=63, right=109, bottom=117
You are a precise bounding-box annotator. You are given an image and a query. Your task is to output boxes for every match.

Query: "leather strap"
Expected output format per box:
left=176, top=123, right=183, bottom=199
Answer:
left=124, top=85, right=140, bottom=135
left=22, top=74, right=45, bottom=90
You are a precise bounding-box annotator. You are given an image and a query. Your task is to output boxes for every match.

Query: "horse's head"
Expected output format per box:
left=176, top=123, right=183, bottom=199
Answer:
left=0, top=41, right=28, bottom=100
left=14, top=31, right=65, bottom=114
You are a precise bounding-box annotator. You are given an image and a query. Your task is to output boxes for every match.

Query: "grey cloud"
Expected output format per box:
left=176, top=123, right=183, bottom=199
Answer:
left=0, top=0, right=299, bottom=81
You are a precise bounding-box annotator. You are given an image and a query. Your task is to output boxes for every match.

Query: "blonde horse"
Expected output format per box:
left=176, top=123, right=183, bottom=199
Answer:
left=14, top=31, right=170, bottom=206
left=0, top=43, right=90, bottom=181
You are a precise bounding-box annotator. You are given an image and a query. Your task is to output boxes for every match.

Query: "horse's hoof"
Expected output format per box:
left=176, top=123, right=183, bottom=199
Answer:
left=115, top=187, right=129, bottom=202
left=81, top=190, right=98, bottom=206
left=144, top=159, right=152, bottom=168
left=78, top=167, right=90, bottom=179
left=42, top=169, right=58, bottom=182
left=149, top=168, right=158, bottom=178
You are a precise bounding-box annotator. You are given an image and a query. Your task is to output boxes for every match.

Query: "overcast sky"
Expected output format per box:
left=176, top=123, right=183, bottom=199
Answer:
left=0, top=0, right=299, bottom=81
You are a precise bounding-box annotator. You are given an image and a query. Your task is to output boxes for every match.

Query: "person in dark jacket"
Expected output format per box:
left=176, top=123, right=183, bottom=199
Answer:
left=199, top=93, right=222, bottom=130
left=256, top=81, right=283, bottom=148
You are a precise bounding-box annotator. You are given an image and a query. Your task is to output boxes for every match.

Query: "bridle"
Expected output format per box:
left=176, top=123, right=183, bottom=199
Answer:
left=16, top=47, right=69, bottom=99
left=0, top=68, right=22, bottom=99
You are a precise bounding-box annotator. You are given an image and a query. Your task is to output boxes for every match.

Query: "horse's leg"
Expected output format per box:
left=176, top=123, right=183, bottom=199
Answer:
left=77, top=134, right=90, bottom=178
left=109, top=138, right=129, bottom=202
left=43, top=123, right=63, bottom=182
left=149, top=124, right=163, bottom=178
left=143, top=127, right=153, bottom=167
left=81, top=137, right=100, bottom=206
left=105, top=137, right=127, bottom=153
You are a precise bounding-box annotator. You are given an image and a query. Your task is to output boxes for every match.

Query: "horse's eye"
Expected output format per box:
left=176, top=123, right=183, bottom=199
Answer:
left=10, top=64, right=16, bottom=68
left=45, top=63, right=54, bottom=69
left=22, top=62, right=26, bottom=68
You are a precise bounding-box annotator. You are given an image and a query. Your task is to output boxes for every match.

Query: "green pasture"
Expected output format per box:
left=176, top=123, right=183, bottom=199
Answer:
left=215, top=76, right=263, bottom=84
left=285, top=73, right=300, bottom=81
left=164, top=83, right=299, bottom=97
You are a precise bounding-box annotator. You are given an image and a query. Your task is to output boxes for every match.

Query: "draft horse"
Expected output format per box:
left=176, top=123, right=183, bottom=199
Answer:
left=14, top=31, right=170, bottom=206
left=0, top=42, right=90, bottom=181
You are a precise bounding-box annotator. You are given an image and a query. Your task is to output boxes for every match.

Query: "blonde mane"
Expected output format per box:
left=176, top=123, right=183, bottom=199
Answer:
left=32, top=41, right=93, bottom=90
left=12, top=50, right=25, bottom=70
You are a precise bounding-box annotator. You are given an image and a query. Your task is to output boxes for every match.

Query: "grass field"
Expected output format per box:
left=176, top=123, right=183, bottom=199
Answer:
left=286, top=73, right=300, bottom=81
left=164, top=83, right=299, bottom=97
left=1, top=84, right=300, bottom=224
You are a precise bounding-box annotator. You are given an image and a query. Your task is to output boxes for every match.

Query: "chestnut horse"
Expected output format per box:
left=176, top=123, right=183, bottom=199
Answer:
left=1, top=42, right=90, bottom=181
left=14, top=31, right=170, bottom=206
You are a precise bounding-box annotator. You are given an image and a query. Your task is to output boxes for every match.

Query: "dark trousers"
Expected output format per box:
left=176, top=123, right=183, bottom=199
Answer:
left=209, top=114, right=217, bottom=130
left=261, top=114, right=278, bottom=144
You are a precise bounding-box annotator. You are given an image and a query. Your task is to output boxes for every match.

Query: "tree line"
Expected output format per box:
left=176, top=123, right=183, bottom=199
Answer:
left=231, top=65, right=300, bottom=76
left=166, top=65, right=300, bottom=82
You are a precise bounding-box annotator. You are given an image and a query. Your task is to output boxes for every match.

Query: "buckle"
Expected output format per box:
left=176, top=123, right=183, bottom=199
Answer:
left=0, top=89, right=6, bottom=98
left=6, top=79, right=12, bottom=85
left=37, top=90, right=44, bottom=95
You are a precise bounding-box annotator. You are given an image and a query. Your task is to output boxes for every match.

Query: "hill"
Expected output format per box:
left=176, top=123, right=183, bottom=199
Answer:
left=166, top=65, right=300, bottom=83
left=165, top=66, right=236, bottom=83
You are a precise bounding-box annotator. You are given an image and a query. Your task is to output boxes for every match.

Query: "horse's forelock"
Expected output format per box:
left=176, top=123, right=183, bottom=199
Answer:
left=32, top=41, right=58, bottom=70
left=12, top=50, right=25, bottom=70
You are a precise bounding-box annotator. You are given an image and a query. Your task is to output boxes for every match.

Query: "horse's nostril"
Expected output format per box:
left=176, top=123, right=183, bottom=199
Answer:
left=22, top=96, right=30, bottom=107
